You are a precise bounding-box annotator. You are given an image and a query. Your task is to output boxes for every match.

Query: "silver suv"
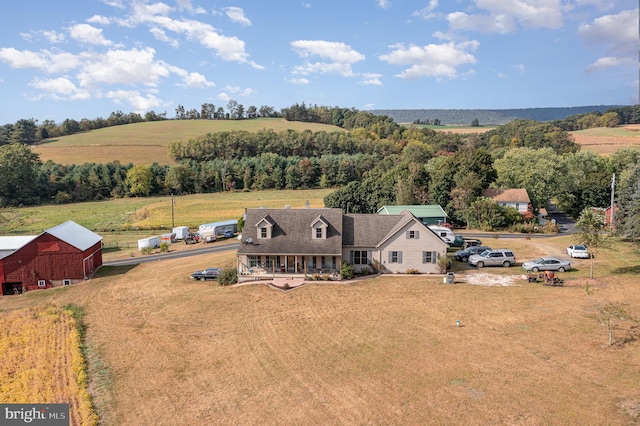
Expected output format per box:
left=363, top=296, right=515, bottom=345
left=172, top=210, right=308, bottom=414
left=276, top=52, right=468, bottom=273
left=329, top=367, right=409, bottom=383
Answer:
left=468, top=249, right=516, bottom=268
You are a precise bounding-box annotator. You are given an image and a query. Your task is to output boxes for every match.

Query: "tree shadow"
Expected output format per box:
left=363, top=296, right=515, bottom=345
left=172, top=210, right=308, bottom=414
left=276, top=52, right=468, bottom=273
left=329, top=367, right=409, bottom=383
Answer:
left=94, top=265, right=138, bottom=278
left=611, top=265, right=640, bottom=275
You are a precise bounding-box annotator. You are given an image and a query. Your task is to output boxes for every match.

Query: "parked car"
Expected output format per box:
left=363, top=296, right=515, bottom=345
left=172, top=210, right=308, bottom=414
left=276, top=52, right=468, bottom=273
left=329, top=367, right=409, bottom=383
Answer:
left=454, top=245, right=491, bottom=262
left=223, top=230, right=234, bottom=238
left=522, top=257, right=571, bottom=272
left=190, top=268, right=221, bottom=280
left=468, top=249, right=516, bottom=268
left=566, top=244, right=589, bottom=259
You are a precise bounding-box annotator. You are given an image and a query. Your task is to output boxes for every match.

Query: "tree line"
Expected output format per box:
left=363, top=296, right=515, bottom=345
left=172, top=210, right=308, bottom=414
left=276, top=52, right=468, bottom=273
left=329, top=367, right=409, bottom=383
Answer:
left=1, top=103, right=639, bottom=241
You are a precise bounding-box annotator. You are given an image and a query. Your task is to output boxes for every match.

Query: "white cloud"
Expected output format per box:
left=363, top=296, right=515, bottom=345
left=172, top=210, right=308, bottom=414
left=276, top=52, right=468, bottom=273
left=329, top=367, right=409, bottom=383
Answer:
left=87, top=15, right=112, bottom=25
left=377, top=0, right=390, bottom=9
left=360, top=73, right=383, bottom=85
left=76, top=48, right=172, bottom=89
left=181, top=72, right=215, bottom=88
left=586, top=56, right=634, bottom=72
left=0, top=48, right=81, bottom=73
left=220, top=85, right=255, bottom=96
left=512, top=63, right=526, bottom=73
left=41, top=30, right=66, bottom=43
left=216, top=92, right=232, bottom=102
left=290, top=78, right=310, bottom=85
left=68, top=24, right=112, bottom=46
left=413, top=0, right=439, bottom=19
left=579, top=8, right=639, bottom=72
left=149, top=27, right=180, bottom=48
left=28, top=77, right=91, bottom=100
left=447, top=0, right=564, bottom=33
left=379, top=41, right=478, bottom=80
left=291, top=40, right=365, bottom=77
left=224, top=7, right=251, bottom=26
left=105, top=89, right=164, bottom=111
left=175, top=0, right=205, bottom=13
left=99, top=0, right=125, bottom=9
left=579, top=9, right=638, bottom=55
left=124, top=3, right=262, bottom=69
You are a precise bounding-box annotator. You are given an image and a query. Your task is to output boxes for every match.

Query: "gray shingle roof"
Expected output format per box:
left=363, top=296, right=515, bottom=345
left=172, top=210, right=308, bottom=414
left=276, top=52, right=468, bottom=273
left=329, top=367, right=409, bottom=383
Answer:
left=342, top=213, right=405, bottom=247
left=238, top=208, right=343, bottom=255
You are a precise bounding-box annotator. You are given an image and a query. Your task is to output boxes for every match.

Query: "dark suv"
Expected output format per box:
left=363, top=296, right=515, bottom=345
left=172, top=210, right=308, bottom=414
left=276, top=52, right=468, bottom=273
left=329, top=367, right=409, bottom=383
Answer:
left=468, top=249, right=516, bottom=268
left=454, top=245, right=491, bottom=262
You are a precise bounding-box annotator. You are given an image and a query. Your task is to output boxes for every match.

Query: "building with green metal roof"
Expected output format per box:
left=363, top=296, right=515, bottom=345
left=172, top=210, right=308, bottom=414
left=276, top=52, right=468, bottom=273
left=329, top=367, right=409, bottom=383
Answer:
left=377, top=205, right=448, bottom=225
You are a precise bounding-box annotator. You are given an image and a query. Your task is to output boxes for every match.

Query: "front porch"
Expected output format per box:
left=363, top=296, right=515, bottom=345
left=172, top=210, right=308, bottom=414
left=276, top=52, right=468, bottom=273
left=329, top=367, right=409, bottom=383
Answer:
left=237, top=253, right=340, bottom=282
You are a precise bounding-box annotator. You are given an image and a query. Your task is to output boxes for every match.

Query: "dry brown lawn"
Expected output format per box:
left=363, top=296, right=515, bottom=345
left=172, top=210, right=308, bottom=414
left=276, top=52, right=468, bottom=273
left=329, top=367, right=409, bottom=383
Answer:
left=1, top=237, right=639, bottom=425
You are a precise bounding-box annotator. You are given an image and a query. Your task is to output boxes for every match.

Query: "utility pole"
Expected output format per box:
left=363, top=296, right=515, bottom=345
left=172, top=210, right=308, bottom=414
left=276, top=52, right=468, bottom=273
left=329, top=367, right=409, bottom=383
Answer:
left=171, top=193, right=175, bottom=229
left=609, top=173, right=615, bottom=231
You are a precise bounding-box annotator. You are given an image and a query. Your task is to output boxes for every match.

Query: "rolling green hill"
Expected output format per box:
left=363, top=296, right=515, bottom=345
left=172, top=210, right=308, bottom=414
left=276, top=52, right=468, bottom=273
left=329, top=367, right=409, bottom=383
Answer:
left=33, top=118, right=344, bottom=165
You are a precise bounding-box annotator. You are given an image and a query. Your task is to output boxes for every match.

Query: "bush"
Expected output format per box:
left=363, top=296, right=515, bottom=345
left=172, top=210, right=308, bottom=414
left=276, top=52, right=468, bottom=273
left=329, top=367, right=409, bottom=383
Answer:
left=370, top=259, right=383, bottom=273
left=218, top=267, right=237, bottom=286
left=140, top=246, right=152, bottom=255
left=437, top=253, right=451, bottom=273
left=405, top=268, right=420, bottom=274
left=160, top=242, right=169, bottom=252
left=340, top=261, right=355, bottom=280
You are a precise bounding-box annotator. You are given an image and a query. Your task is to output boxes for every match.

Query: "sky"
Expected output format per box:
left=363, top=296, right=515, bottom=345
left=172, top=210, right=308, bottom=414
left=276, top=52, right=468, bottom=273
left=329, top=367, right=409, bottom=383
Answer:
left=0, top=0, right=638, bottom=124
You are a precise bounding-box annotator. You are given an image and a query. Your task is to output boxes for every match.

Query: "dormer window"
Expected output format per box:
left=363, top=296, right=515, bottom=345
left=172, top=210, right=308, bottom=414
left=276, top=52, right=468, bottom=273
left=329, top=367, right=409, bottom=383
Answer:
left=256, top=216, right=274, bottom=239
left=311, top=216, right=328, bottom=240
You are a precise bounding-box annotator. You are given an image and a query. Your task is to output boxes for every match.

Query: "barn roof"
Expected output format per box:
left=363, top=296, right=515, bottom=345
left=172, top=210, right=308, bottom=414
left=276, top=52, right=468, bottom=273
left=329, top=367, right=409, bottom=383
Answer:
left=44, top=220, right=102, bottom=251
left=0, top=236, right=38, bottom=259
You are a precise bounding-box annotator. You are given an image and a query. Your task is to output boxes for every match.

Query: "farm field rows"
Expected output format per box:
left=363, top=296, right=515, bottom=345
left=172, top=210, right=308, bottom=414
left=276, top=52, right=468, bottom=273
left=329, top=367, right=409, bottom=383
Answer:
left=1, top=236, right=639, bottom=425
left=0, top=306, right=97, bottom=425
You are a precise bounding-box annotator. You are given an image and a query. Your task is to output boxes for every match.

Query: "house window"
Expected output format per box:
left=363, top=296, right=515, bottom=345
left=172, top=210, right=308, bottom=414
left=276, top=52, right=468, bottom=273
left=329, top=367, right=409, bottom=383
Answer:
left=388, top=251, right=402, bottom=264
left=63, top=279, right=71, bottom=286
left=422, top=251, right=437, bottom=264
left=407, top=230, right=419, bottom=239
left=249, top=256, right=260, bottom=268
left=260, top=227, right=267, bottom=238
left=351, top=250, right=369, bottom=265
left=37, top=280, right=46, bottom=288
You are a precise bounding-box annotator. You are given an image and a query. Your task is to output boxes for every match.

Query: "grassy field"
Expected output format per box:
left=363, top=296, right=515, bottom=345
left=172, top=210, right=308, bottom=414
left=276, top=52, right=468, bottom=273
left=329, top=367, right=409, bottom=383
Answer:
left=33, top=118, right=344, bottom=165
left=0, top=234, right=638, bottom=425
left=0, top=188, right=334, bottom=236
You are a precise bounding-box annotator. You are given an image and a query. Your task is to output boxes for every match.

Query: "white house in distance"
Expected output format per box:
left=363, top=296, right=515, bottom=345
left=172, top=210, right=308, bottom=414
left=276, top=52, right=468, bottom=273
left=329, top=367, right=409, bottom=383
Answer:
left=237, top=207, right=449, bottom=280
left=482, top=188, right=533, bottom=215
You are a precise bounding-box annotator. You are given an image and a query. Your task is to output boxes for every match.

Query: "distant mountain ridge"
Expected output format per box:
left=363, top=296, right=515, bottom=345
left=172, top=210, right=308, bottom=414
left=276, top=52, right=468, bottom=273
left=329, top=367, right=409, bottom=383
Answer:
left=368, top=105, right=623, bottom=125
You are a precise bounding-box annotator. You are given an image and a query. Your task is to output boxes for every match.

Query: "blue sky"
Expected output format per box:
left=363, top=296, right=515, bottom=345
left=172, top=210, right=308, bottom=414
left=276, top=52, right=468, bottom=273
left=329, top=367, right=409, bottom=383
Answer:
left=0, top=0, right=638, bottom=124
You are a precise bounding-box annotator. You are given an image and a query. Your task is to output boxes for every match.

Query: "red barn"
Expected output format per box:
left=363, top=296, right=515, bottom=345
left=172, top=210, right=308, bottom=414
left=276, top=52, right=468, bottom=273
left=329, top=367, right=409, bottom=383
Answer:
left=0, top=220, right=103, bottom=296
